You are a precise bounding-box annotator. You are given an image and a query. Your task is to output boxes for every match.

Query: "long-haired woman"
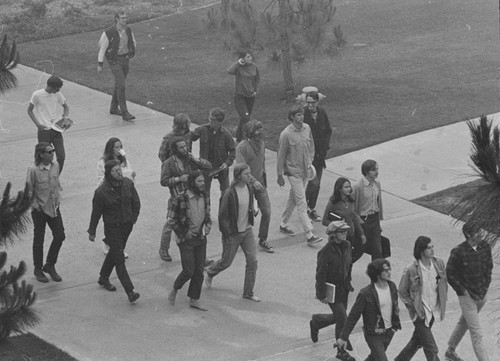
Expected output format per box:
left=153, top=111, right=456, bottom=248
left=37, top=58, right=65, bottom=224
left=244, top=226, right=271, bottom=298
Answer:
left=323, top=177, right=366, bottom=262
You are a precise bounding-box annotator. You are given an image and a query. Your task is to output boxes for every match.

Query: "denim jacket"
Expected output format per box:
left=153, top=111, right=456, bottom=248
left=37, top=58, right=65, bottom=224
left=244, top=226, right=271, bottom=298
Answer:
left=398, top=257, right=447, bottom=322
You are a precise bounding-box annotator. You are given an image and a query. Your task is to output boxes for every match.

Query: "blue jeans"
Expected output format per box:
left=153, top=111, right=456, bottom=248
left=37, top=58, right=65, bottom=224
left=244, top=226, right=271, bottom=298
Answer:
left=100, top=222, right=134, bottom=293
left=174, top=236, right=207, bottom=299
left=204, top=168, right=230, bottom=198
left=305, top=163, right=324, bottom=210
left=253, top=185, right=271, bottom=241
left=109, top=57, right=129, bottom=112
left=160, top=198, right=173, bottom=251
left=234, top=94, right=255, bottom=142
left=364, top=330, right=395, bottom=361
left=207, top=228, right=258, bottom=297
left=37, top=128, right=65, bottom=173
left=395, top=317, right=439, bottom=361
left=31, top=208, right=65, bottom=269
left=448, top=294, right=489, bottom=361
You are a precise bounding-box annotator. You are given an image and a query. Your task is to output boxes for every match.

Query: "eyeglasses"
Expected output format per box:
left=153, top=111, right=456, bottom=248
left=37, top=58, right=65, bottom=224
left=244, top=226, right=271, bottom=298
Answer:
left=44, top=149, right=55, bottom=154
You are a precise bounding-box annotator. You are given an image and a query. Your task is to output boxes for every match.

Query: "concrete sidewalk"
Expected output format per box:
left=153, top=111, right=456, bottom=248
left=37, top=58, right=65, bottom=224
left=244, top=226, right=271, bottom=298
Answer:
left=0, top=65, right=498, bottom=361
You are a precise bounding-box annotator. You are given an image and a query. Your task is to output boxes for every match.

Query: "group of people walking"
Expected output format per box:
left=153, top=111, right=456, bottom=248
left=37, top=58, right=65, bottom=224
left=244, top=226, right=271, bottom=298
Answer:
left=21, top=10, right=493, bottom=361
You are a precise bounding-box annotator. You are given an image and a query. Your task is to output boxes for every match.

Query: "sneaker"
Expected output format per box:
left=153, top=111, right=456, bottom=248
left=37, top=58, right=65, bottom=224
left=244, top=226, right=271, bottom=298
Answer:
left=34, top=268, right=49, bottom=283
left=279, top=225, right=295, bottom=236
left=98, top=276, right=117, bottom=292
left=189, top=298, right=208, bottom=311
left=127, top=291, right=140, bottom=303
left=336, top=349, right=356, bottom=361
left=159, top=248, right=172, bottom=262
left=259, top=239, right=274, bottom=253
left=42, top=264, right=62, bottom=282
left=307, top=235, right=323, bottom=246
left=308, top=209, right=322, bottom=222
left=445, top=349, right=464, bottom=361
left=309, top=320, right=319, bottom=343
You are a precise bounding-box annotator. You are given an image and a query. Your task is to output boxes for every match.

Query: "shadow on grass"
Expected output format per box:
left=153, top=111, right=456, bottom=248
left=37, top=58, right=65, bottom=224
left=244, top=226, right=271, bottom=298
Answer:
left=0, top=333, right=78, bottom=361
left=411, top=179, right=483, bottom=219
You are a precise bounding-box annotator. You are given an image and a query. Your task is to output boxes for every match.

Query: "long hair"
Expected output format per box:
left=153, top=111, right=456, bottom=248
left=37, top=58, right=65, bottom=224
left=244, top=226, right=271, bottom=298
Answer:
left=413, top=236, right=431, bottom=260
left=366, top=259, right=391, bottom=284
left=330, top=177, right=354, bottom=204
left=231, top=163, right=249, bottom=186
left=187, top=170, right=205, bottom=197
left=170, top=136, right=187, bottom=156
left=361, top=159, right=377, bottom=176
left=102, top=137, right=127, bottom=167
left=34, top=142, right=51, bottom=166
left=172, top=113, right=191, bottom=135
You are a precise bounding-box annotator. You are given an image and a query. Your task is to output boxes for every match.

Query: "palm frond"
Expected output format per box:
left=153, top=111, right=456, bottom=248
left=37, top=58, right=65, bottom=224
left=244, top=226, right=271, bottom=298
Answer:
left=0, top=35, right=20, bottom=94
left=449, top=115, right=500, bottom=246
left=0, top=182, right=33, bottom=246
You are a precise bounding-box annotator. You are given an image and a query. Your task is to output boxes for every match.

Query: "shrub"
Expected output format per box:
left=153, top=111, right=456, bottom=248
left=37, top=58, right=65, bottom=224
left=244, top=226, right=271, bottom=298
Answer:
left=21, top=0, right=47, bottom=19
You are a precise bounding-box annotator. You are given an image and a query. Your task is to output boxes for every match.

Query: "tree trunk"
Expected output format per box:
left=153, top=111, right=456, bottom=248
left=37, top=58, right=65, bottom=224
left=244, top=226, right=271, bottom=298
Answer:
left=278, top=0, right=295, bottom=102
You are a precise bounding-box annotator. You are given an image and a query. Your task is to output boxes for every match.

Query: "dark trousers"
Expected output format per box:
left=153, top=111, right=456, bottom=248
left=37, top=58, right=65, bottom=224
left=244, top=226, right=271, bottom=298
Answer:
left=37, top=129, right=65, bottom=173
left=100, top=222, right=134, bottom=293
left=234, top=94, right=255, bottom=142
left=109, top=57, right=129, bottom=113
left=364, top=330, right=395, bottom=361
left=361, top=214, right=382, bottom=260
left=395, top=317, right=439, bottom=361
left=31, top=208, right=65, bottom=269
left=305, top=163, right=324, bottom=210
left=174, top=236, right=207, bottom=300
left=311, top=285, right=350, bottom=346
left=204, top=168, right=230, bottom=198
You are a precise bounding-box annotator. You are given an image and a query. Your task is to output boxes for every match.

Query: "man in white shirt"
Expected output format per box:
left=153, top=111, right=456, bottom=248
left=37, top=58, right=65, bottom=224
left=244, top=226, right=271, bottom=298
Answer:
left=97, top=11, right=136, bottom=121
left=27, top=76, right=69, bottom=174
left=396, top=236, right=448, bottom=361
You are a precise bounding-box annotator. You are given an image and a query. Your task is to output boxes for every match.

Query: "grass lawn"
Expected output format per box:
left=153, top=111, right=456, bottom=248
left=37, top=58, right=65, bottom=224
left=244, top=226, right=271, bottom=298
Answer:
left=0, top=333, right=78, bottom=361
left=17, top=0, right=499, bottom=155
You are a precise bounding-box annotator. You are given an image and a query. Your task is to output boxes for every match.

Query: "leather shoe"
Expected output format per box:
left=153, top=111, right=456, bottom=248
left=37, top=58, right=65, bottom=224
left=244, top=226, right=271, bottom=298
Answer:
left=43, top=264, right=62, bottom=282
left=98, top=277, right=116, bottom=292
left=310, top=320, right=319, bottom=343
left=34, top=268, right=49, bottom=283
left=127, top=291, right=140, bottom=303
left=109, top=108, right=122, bottom=116
left=189, top=298, right=208, bottom=311
left=159, top=248, right=172, bottom=262
left=122, top=112, right=136, bottom=121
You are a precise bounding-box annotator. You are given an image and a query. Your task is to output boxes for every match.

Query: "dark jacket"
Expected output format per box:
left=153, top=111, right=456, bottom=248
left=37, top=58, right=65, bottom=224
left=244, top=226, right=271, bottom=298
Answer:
left=315, top=240, right=353, bottom=300
left=191, top=124, right=235, bottom=170
left=303, top=106, right=332, bottom=169
left=340, top=281, right=401, bottom=339
left=218, top=183, right=254, bottom=237
left=446, top=240, right=492, bottom=301
left=104, top=26, right=135, bottom=63
left=88, top=178, right=140, bottom=235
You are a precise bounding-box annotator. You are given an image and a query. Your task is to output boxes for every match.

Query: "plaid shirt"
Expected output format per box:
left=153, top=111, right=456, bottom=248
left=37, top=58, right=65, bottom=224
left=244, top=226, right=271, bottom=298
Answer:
left=167, top=190, right=211, bottom=241
left=446, top=239, right=492, bottom=301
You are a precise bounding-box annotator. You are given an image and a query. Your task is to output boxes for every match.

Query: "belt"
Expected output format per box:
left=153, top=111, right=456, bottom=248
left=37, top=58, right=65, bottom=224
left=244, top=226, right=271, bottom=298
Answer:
left=361, top=212, right=379, bottom=221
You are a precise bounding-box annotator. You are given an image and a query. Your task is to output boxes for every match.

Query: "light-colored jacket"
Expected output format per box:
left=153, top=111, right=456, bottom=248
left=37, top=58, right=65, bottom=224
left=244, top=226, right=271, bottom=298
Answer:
left=276, top=123, right=314, bottom=179
left=352, top=176, right=384, bottom=220
left=398, top=257, right=448, bottom=322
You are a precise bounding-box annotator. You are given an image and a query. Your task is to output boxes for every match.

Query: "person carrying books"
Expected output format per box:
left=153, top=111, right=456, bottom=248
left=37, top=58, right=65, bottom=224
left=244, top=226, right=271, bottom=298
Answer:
left=27, top=76, right=70, bottom=174
left=311, top=220, right=355, bottom=361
